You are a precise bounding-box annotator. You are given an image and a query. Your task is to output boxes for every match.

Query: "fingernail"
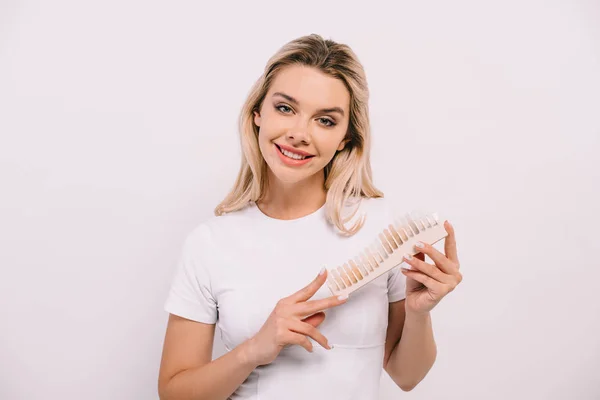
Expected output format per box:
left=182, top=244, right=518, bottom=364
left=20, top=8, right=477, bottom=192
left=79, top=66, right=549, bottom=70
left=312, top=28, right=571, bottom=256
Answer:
left=329, top=344, right=334, bottom=350
left=415, top=242, right=425, bottom=248
left=319, top=266, right=326, bottom=275
left=404, top=253, right=413, bottom=261
left=338, top=293, right=348, bottom=301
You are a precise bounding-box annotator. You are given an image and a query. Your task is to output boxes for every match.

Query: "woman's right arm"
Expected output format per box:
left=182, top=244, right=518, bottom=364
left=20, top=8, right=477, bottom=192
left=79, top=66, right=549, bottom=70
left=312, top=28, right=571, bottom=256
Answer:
left=158, top=314, right=258, bottom=400
left=158, top=269, right=348, bottom=400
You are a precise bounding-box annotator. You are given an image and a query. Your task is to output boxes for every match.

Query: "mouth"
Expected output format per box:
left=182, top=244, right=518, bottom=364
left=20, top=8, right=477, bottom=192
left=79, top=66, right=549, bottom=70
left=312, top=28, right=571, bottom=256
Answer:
left=275, top=144, right=315, bottom=160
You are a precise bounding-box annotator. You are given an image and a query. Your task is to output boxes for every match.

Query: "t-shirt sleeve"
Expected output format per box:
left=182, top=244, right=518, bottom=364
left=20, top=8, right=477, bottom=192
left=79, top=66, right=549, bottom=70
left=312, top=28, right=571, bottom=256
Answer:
left=387, top=266, right=407, bottom=302
left=163, top=226, right=218, bottom=324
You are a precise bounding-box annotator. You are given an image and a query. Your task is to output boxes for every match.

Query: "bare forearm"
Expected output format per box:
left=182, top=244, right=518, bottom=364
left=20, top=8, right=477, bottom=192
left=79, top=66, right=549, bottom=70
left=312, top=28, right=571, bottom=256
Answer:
left=160, top=340, right=258, bottom=400
left=386, top=310, right=437, bottom=391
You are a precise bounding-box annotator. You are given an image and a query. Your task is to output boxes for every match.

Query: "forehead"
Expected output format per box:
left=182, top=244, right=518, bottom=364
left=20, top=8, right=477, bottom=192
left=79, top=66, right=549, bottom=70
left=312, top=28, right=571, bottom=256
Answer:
left=268, top=65, right=350, bottom=110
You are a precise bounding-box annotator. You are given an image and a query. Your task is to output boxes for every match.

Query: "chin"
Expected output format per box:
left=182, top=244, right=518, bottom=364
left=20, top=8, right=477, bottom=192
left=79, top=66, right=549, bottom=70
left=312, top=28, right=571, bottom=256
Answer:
left=270, top=170, right=308, bottom=185
left=271, top=166, right=324, bottom=185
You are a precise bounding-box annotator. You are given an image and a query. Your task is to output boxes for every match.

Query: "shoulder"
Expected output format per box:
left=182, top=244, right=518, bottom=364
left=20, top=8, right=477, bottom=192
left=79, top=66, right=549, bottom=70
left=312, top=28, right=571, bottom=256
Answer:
left=361, top=196, right=392, bottom=211
left=334, top=196, right=396, bottom=239
left=360, top=195, right=413, bottom=222
left=354, top=196, right=396, bottom=223
left=183, top=202, right=257, bottom=248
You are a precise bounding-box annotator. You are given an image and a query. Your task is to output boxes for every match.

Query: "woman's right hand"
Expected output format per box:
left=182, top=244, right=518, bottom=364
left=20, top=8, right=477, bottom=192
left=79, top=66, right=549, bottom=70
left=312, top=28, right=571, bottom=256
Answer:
left=243, top=268, right=349, bottom=367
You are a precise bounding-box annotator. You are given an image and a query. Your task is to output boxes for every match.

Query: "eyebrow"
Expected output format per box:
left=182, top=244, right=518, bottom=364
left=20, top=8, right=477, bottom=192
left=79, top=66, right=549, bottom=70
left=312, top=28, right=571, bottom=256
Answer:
left=272, top=92, right=345, bottom=117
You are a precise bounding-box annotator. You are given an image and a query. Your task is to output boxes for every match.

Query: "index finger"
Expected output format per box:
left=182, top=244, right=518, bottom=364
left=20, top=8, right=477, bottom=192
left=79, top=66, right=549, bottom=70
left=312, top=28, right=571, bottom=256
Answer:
left=295, top=294, right=349, bottom=318
left=286, top=267, right=329, bottom=303
left=444, top=220, right=459, bottom=266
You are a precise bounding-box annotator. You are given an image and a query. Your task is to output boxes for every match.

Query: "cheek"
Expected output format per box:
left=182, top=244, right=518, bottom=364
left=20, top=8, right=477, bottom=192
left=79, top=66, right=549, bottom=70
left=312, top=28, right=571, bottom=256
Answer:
left=318, top=134, right=346, bottom=155
left=257, top=135, right=275, bottom=159
left=256, top=122, right=275, bottom=145
left=257, top=114, right=285, bottom=140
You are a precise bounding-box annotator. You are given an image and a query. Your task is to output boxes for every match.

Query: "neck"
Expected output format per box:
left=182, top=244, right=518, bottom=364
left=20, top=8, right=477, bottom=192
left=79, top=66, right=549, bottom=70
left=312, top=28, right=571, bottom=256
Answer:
left=257, top=170, right=326, bottom=220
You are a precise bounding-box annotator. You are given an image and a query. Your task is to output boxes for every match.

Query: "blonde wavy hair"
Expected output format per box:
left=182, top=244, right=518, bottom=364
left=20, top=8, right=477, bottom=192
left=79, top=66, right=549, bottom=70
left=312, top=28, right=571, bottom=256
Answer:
left=214, top=33, right=383, bottom=236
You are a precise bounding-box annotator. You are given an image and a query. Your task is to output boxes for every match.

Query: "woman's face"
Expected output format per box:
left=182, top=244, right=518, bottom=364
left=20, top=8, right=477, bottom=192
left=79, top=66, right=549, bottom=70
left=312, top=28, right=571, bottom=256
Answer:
left=254, top=65, right=350, bottom=186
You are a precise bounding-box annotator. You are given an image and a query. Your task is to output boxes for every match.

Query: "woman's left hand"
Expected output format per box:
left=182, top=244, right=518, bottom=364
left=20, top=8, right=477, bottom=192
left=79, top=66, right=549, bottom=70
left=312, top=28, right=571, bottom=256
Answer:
left=400, top=220, right=462, bottom=315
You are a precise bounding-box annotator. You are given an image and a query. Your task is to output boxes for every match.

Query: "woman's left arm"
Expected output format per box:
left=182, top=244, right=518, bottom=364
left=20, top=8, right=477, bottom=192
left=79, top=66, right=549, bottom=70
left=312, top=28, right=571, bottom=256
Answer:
left=383, top=221, right=462, bottom=392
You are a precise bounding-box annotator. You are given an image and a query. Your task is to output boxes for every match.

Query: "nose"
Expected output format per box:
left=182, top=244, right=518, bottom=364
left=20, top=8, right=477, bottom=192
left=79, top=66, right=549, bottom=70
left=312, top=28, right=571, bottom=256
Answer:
left=286, top=124, right=311, bottom=145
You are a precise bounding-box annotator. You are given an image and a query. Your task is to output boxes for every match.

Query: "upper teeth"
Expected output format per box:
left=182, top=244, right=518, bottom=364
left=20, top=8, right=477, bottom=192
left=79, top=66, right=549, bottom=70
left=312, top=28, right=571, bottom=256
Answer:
left=281, top=147, right=307, bottom=160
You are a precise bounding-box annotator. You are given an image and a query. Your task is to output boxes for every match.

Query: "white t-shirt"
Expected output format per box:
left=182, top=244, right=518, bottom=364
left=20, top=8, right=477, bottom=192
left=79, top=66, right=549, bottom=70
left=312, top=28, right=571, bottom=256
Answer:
left=164, top=196, right=407, bottom=400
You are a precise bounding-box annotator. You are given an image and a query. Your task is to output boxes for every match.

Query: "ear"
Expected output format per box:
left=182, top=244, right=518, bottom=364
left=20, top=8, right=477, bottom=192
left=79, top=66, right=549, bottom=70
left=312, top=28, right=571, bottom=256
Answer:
left=253, top=110, right=261, bottom=127
left=337, top=138, right=349, bottom=151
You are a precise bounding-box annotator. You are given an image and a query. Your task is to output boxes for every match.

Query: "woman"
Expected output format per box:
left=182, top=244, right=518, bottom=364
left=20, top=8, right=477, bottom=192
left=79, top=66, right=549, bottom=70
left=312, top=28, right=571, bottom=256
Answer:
left=158, top=33, right=462, bottom=400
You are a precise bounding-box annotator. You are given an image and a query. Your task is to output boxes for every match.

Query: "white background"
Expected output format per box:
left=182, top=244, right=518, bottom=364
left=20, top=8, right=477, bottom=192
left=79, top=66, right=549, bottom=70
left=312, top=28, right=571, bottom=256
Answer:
left=1, top=0, right=599, bottom=399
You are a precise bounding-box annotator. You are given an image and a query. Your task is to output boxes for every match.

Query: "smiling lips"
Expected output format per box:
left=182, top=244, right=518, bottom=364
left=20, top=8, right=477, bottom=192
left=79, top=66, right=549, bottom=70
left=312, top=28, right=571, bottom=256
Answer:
left=275, top=144, right=314, bottom=166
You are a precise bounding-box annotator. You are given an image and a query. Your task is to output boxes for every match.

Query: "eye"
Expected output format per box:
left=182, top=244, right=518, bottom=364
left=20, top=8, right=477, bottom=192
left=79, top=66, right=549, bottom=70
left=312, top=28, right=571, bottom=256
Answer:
left=319, top=117, right=336, bottom=127
left=275, top=104, right=293, bottom=114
